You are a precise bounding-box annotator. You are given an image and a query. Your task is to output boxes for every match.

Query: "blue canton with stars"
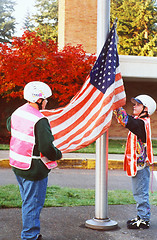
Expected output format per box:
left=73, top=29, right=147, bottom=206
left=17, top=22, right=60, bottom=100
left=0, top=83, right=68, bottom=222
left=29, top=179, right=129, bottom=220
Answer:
left=90, top=24, right=119, bottom=94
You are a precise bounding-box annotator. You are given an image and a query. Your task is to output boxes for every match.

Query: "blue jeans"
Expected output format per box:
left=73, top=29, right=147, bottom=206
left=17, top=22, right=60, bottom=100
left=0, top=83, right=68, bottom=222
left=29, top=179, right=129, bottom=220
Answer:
left=132, top=166, right=150, bottom=221
left=15, top=175, right=48, bottom=240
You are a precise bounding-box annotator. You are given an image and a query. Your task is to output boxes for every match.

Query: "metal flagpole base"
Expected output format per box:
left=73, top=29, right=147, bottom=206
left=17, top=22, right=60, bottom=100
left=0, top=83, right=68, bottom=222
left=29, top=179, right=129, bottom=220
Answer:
left=85, top=218, right=118, bottom=230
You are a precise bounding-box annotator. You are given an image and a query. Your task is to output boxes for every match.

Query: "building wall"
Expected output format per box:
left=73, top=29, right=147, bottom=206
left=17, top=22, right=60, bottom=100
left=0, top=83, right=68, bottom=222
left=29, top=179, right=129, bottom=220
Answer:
left=58, top=0, right=97, bottom=53
left=109, top=80, right=157, bottom=139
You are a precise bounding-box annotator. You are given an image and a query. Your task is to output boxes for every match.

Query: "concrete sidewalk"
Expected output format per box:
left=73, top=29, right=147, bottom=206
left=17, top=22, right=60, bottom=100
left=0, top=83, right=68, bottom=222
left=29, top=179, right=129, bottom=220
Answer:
left=1, top=205, right=157, bottom=240
left=0, top=151, right=124, bottom=169
left=1, top=150, right=157, bottom=170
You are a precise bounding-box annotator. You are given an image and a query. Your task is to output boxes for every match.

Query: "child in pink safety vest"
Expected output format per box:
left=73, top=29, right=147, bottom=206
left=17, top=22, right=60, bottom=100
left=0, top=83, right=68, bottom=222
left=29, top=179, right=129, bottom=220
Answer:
left=114, top=95, right=156, bottom=229
left=7, top=81, right=62, bottom=240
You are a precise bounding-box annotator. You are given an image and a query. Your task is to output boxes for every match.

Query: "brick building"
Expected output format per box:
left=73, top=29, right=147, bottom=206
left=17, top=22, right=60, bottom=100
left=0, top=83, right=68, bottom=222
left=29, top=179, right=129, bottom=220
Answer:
left=58, top=0, right=157, bottom=139
left=58, top=0, right=97, bottom=54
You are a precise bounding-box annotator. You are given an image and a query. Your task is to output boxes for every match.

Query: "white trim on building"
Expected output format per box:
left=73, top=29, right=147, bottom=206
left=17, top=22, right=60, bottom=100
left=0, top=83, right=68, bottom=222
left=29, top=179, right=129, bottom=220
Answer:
left=120, top=55, right=157, bottom=81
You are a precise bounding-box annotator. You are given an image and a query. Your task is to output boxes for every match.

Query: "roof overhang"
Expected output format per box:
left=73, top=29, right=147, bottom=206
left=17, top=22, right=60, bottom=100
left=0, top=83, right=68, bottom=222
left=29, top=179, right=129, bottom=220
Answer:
left=119, top=55, right=157, bottom=82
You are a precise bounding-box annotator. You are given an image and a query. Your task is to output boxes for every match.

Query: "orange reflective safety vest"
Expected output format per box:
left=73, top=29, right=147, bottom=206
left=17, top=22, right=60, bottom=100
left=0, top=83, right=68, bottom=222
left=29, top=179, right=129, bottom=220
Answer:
left=124, top=117, right=154, bottom=177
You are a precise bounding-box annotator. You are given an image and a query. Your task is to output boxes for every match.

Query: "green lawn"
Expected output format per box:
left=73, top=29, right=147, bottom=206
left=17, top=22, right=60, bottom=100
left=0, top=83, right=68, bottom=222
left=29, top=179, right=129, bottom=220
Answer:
left=1, top=139, right=157, bottom=208
left=1, top=139, right=157, bottom=155
left=0, top=184, right=157, bottom=208
left=0, top=144, right=10, bottom=150
left=74, top=139, right=157, bottom=155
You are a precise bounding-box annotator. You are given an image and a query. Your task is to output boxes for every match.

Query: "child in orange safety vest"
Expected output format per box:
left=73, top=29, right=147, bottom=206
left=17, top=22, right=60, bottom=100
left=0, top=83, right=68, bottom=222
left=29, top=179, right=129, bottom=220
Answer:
left=114, top=95, right=156, bottom=229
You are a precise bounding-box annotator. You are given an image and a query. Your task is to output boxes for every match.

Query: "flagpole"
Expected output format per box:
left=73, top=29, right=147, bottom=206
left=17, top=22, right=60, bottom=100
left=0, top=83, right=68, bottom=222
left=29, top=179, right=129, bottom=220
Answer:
left=85, top=0, right=118, bottom=230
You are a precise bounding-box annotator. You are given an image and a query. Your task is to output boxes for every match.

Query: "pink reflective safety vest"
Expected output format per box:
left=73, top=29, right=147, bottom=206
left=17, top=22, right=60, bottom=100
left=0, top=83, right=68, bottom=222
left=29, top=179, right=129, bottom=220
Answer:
left=10, top=103, right=57, bottom=170
left=124, top=117, right=154, bottom=177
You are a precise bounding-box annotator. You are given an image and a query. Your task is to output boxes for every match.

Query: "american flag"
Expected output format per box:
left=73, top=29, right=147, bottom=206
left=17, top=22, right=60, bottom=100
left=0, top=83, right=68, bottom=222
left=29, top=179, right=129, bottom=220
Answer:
left=42, top=24, right=126, bottom=153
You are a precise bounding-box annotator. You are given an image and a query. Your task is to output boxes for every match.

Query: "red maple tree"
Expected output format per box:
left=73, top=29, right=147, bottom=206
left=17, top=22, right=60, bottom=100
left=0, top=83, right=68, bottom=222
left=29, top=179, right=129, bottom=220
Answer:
left=0, top=31, right=96, bottom=107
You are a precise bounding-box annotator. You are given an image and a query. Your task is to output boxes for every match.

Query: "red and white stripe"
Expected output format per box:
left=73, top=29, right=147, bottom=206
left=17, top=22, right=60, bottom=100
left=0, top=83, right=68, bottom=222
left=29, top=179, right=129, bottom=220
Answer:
left=42, top=66, right=126, bottom=153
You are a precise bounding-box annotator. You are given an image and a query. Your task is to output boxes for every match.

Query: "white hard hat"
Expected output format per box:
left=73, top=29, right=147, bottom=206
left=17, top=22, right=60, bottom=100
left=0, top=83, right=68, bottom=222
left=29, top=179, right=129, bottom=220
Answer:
left=131, top=95, right=156, bottom=116
left=24, top=81, right=52, bottom=103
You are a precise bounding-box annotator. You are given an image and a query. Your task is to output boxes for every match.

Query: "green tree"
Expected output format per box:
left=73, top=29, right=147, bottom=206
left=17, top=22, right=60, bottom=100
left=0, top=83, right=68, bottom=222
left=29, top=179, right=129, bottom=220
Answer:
left=0, top=0, right=16, bottom=43
left=23, top=10, right=35, bottom=32
left=32, top=0, right=58, bottom=42
left=111, top=0, right=157, bottom=56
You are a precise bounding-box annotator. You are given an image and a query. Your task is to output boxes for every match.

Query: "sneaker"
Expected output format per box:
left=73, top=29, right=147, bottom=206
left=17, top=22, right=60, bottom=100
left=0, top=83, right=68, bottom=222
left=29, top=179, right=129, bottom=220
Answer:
left=127, top=216, right=140, bottom=225
left=37, top=234, right=43, bottom=240
left=127, top=216, right=150, bottom=229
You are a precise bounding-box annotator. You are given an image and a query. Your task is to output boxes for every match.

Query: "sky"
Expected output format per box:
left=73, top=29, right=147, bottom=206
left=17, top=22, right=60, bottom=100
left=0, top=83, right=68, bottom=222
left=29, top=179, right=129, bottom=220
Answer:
left=13, top=0, right=36, bottom=36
